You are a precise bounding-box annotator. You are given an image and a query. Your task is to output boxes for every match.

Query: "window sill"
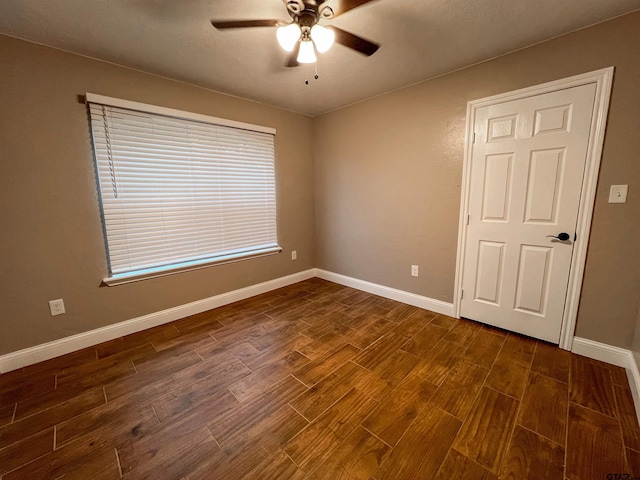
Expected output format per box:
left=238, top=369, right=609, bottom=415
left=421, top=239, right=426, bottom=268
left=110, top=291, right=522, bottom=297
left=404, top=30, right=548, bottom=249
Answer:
left=102, top=246, right=282, bottom=286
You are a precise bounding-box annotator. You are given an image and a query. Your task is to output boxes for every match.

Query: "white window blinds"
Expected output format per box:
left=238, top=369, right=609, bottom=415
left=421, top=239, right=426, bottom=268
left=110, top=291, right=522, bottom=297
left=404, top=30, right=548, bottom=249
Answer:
left=87, top=94, right=279, bottom=284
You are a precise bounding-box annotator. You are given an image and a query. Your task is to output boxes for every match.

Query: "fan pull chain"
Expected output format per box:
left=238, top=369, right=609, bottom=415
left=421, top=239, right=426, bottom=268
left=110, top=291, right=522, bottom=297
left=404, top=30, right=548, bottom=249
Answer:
left=304, top=59, right=320, bottom=85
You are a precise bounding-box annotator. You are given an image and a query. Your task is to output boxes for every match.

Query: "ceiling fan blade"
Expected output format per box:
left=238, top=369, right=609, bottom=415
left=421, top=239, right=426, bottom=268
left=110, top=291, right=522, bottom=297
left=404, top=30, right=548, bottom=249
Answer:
left=211, top=19, right=282, bottom=29
left=328, top=26, right=379, bottom=56
left=285, top=42, right=301, bottom=67
left=323, top=0, right=378, bottom=17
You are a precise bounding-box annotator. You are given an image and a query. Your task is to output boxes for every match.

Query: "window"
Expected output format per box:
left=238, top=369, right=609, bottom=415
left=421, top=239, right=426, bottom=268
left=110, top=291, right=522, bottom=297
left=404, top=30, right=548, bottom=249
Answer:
left=87, top=93, right=280, bottom=285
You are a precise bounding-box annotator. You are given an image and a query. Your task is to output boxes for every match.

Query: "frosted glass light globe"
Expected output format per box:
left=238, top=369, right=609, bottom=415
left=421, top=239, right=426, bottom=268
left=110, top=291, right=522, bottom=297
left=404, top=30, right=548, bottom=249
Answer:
left=276, top=23, right=301, bottom=52
left=310, top=24, right=335, bottom=53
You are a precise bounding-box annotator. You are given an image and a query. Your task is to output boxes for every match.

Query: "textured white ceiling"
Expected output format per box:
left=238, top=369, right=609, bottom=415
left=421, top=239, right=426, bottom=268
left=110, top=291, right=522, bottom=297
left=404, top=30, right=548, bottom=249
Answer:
left=0, top=0, right=638, bottom=116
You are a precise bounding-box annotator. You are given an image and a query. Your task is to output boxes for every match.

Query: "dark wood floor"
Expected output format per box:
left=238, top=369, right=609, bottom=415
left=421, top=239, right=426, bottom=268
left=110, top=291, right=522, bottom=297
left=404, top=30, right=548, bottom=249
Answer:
left=1, top=278, right=639, bottom=479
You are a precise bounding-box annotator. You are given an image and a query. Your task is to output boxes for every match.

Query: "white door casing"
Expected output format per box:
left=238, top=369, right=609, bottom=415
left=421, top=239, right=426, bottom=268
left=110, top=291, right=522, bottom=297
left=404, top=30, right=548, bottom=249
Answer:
left=454, top=68, right=614, bottom=349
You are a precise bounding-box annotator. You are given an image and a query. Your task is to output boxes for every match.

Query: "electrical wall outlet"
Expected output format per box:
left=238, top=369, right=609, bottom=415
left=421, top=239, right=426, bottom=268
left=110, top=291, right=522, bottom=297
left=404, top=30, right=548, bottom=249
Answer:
left=411, top=265, right=419, bottom=277
left=291, top=250, right=297, bottom=260
left=49, top=299, right=66, bottom=316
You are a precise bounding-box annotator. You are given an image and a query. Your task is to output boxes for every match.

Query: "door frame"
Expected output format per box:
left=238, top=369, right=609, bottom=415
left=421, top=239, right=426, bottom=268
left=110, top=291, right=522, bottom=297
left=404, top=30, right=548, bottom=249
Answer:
left=453, top=67, right=614, bottom=350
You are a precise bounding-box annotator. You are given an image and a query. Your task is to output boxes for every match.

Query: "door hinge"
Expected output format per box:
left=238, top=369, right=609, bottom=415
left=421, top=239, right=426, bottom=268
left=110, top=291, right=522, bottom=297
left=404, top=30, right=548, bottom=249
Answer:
left=466, top=214, right=470, bottom=225
left=460, top=289, right=464, bottom=300
left=472, top=132, right=476, bottom=144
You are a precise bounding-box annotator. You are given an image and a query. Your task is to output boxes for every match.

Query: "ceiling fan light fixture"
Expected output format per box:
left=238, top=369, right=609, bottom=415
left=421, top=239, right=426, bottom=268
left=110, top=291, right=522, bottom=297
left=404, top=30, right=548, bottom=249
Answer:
left=310, top=24, right=335, bottom=53
left=297, top=39, right=317, bottom=63
left=276, top=23, right=301, bottom=52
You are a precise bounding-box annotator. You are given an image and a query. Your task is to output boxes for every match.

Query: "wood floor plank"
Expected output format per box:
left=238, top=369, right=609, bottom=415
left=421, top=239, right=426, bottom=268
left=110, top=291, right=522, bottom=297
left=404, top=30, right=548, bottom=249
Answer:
left=171, top=311, right=226, bottom=334
left=502, top=332, right=537, bottom=357
left=462, top=330, right=505, bottom=369
left=0, top=373, right=56, bottom=408
left=401, top=323, right=449, bottom=358
left=209, top=375, right=307, bottom=446
left=60, top=450, right=121, bottom=480
left=430, top=360, right=489, bottom=419
left=241, top=449, right=305, bottom=480
left=341, top=297, right=387, bottom=318
left=290, top=361, right=370, bottom=422
left=228, top=404, right=309, bottom=456
left=116, top=324, right=180, bottom=348
left=392, top=309, right=437, bottom=337
left=608, top=363, right=631, bottom=388
left=434, top=449, right=498, bottom=480
left=373, top=404, right=461, bottom=480
left=429, top=314, right=458, bottom=331
left=119, top=424, right=220, bottom=479
left=105, top=352, right=202, bottom=402
left=152, top=384, right=238, bottom=424
left=355, top=349, right=421, bottom=400
left=353, top=332, right=409, bottom=370
left=293, top=343, right=360, bottom=387
left=615, top=384, right=640, bottom=452
left=284, top=388, right=378, bottom=471
left=0, top=403, right=15, bottom=427
left=0, top=387, right=105, bottom=449
left=0, top=428, right=53, bottom=477
left=245, top=319, right=310, bottom=351
left=299, top=320, right=351, bottom=341
left=187, top=434, right=270, bottom=480
left=174, top=357, right=252, bottom=391
left=228, top=351, right=309, bottom=403
left=412, top=340, right=465, bottom=386
left=566, top=402, right=628, bottom=480
left=443, top=318, right=482, bottom=347
left=518, top=372, right=567, bottom=445
left=243, top=333, right=314, bottom=370
left=297, top=331, right=352, bottom=361
left=105, top=375, right=181, bottom=408
left=484, top=347, right=531, bottom=399
left=55, top=398, right=159, bottom=448
left=151, top=329, right=218, bottom=355
left=309, top=426, right=389, bottom=479
left=92, top=340, right=157, bottom=364
left=347, top=316, right=396, bottom=350
left=453, top=387, right=519, bottom=474
left=570, top=354, right=617, bottom=417
left=500, top=425, right=565, bottom=480
left=13, top=382, right=94, bottom=421
left=383, top=303, right=420, bottom=324
left=362, top=371, right=438, bottom=446
left=626, top=448, right=640, bottom=478
left=194, top=341, right=260, bottom=369
left=340, top=290, right=373, bottom=307
left=2, top=440, right=116, bottom=480
left=531, top=341, right=570, bottom=383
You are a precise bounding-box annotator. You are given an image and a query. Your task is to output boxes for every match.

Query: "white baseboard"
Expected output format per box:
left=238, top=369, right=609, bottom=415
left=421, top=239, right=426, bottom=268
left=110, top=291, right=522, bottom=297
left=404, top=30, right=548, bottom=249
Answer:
left=572, top=336, right=640, bottom=424
left=314, top=269, right=455, bottom=317
left=628, top=354, right=640, bottom=424
left=571, top=337, right=631, bottom=368
left=0, top=269, right=316, bottom=374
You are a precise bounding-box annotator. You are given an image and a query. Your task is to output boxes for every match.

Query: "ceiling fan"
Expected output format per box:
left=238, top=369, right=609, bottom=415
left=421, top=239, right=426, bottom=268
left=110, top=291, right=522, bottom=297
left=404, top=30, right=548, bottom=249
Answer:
left=211, top=0, right=380, bottom=67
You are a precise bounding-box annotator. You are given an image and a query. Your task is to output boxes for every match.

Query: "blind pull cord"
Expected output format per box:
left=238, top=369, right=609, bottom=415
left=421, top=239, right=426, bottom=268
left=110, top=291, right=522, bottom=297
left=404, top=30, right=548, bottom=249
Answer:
left=101, top=105, right=118, bottom=198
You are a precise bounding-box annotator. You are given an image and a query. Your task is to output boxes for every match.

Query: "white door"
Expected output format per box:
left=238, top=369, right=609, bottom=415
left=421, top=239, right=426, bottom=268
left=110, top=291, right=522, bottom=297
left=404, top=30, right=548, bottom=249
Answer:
left=460, top=83, right=596, bottom=343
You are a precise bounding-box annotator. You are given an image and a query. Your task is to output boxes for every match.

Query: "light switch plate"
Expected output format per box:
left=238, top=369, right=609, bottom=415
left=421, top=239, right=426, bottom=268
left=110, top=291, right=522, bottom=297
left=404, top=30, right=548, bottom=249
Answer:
left=609, top=185, right=628, bottom=204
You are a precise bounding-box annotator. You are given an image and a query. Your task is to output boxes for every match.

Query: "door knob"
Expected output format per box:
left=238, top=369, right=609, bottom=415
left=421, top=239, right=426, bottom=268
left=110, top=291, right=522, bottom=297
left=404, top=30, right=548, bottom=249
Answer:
left=546, top=232, right=571, bottom=241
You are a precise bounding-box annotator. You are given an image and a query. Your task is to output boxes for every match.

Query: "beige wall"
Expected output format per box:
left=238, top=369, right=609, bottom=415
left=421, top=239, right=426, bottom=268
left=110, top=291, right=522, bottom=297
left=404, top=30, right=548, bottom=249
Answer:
left=0, top=35, right=315, bottom=355
left=313, top=12, right=640, bottom=349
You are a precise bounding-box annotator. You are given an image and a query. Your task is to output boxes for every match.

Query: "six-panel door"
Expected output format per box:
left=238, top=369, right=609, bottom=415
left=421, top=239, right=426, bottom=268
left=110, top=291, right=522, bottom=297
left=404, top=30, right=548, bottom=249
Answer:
left=460, top=83, right=597, bottom=343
